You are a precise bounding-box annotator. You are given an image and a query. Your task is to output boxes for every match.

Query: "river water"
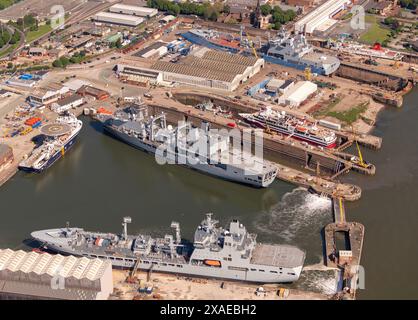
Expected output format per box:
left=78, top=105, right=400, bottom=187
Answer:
left=0, top=87, right=417, bottom=299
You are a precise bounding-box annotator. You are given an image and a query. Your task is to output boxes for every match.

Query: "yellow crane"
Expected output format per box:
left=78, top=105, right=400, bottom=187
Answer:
left=355, top=140, right=367, bottom=168
left=304, top=67, right=312, bottom=81
left=246, top=34, right=258, bottom=59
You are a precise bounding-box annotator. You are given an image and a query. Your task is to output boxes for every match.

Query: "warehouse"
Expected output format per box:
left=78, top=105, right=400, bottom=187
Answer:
left=134, top=41, right=168, bottom=59
left=93, top=12, right=144, bottom=27
left=278, top=81, right=317, bottom=107
left=116, top=65, right=163, bottom=86
left=294, top=0, right=351, bottom=34
left=150, top=49, right=264, bottom=91
left=77, top=85, right=110, bottom=101
left=0, top=249, right=113, bottom=300
left=109, top=4, right=158, bottom=18
left=0, top=144, right=13, bottom=171
left=51, top=94, right=84, bottom=113
left=27, top=85, right=69, bottom=107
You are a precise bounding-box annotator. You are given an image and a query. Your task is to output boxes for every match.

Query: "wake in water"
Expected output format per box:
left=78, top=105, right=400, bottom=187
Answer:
left=253, top=188, right=339, bottom=294
left=253, top=187, right=332, bottom=244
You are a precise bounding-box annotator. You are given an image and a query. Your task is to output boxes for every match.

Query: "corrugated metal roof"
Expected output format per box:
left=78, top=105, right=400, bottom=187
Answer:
left=152, top=60, right=239, bottom=82
left=201, top=50, right=259, bottom=67
left=0, top=249, right=110, bottom=281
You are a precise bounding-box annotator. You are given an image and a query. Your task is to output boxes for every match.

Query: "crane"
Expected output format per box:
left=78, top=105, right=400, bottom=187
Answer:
left=355, top=140, right=367, bottom=168
left=304, top=67, right=312, bottom=81
left=246, top=34, right=258, bottom=59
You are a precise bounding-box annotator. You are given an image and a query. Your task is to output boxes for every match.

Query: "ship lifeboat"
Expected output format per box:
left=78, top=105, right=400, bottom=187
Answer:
left=203, top=260, right=222, bottom=268
left=296, top=126, right=308, bottom=133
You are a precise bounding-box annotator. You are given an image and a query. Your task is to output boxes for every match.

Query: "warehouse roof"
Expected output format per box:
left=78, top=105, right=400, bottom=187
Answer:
left=182, top=55, right=249, bottom=75
left=151, top=60, right=239, bottom=82
left=0, top=249, right=109, bottom=281
left=94, top=12, right=144, bottom=24
left=55, top=94, right=83, bottom=107
left=201, top=50, right=260, bottom=67
left=110, top=4, right=157, bottom=14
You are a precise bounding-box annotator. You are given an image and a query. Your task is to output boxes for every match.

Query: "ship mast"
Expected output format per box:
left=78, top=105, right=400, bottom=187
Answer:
left=122, top=217, right=131, bottom=240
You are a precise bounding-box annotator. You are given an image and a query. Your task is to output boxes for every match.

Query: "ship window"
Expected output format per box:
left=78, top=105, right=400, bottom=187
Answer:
left=161, top=263, right=167, bottom=266
left=143, top=261, right=149, bottom=264
left=177, top=265, right=182, bottom=268
left=250, top=268, right=256, bottom=271
left=169, top=264, right=175, bottom=266
left=270, top=271, right=278, bottom=274
left=152, top=262, right=158, bottom=265
left=259, top=269, right=265, bottom=272
left=288, top=272, right=296, bottom=276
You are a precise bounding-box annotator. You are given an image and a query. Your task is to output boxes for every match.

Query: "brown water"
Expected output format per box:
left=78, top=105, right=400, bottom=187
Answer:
left=0, top=87, right=417, bottom=299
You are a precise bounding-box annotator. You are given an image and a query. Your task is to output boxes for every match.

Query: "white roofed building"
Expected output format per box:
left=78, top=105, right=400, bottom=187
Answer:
left=294, top=0, right=351, bottom=34
left=93, top=12, right=144, bottom=27
left=278, top=81, right=317, bottom=107
left=109, top=4, right=158, bottom=17
left=0, top=249, right=113, bottom=300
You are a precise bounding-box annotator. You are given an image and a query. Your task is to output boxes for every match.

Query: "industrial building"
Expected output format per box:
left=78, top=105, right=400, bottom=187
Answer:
left=277, top=81, right=317, bottom=107
left=134, top=41, right=168, bottom=59
left=27, top=85, right=69, bottom=107
left=77, top=85, right=110, bottom=101
left=150, top=49, right=264, bottom=91
left=93, top=12, right=144, bottom=27
left=51, top=94, right=84, bottom=113
left=0, top=249, right=113, bottom=300
left=116, top=65, right=163, bottom=86
left=109, top=4, right=158, bottom=18
left=0, top=144, right=13, bottom=171
left=294, top=0, right=351, bottom=34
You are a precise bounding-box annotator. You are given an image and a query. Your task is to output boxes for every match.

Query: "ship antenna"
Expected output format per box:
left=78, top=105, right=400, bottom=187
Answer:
left=122, top=217, right=132, bottom=240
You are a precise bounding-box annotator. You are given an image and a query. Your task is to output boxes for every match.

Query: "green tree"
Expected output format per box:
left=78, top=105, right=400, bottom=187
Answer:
left=260, top=4, right=271, bottom=16
left=7, top=62, right=13, bottom=69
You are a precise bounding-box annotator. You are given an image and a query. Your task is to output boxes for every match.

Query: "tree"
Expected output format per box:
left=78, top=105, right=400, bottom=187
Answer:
left=260, top=4, right=271, bottom=16
left=52, top=59, right=63, bottom=68
left=223, top=4, right=230, bottom=14
left=7, top=62, right=13, bottom=69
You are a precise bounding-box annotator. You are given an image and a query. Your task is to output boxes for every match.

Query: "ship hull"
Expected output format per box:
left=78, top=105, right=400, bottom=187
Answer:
left=103, top=124, right=275, bottom=188
left=263, top=55, right=334, bottom=75
left=18, top=134, right=79, bottom=173
left=38, top=242, right=302, bottom=283
left=181, top=31, right=240, bottom=54
left=241, top=116, right=337, bottom=149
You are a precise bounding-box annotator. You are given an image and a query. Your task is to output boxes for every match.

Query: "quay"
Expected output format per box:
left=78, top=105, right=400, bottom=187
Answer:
left=324, top=198, right=365, bottom=299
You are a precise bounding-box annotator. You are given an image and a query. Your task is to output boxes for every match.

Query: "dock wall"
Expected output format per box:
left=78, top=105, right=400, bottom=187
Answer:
left=336, top=62, right=409, bottom=92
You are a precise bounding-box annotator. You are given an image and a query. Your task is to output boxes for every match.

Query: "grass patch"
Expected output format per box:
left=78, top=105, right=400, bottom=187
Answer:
left=0, top=43, right=17, bottom=58
left=25, top=24, right=52, bottom=43
left=326, top=102, right=369, bottom=125
left=0, top=0, right=18, bottom=10
left=313, top=97, right=342, bottom=117
left=359, top=15, right=391, bottom=44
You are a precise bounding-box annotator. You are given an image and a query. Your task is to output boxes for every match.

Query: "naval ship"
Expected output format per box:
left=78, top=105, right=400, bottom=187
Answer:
left=263, top=29, right=340, bottom=75
left=18, top=113, right=82, bottom=173
left=31, top=214, right=306, bottom=283
left=97, top=105, right=278, bottom=188
left=240, top=107, right=337, bottom=148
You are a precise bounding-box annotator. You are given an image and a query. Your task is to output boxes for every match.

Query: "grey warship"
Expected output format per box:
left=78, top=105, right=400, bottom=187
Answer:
left=31, top=214, right=306, bottom=283
left=97, top=104, right=277, bottom=188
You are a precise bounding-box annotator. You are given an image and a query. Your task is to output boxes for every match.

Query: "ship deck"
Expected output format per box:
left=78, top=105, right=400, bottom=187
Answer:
left=250, top=244, right=305, bottom=268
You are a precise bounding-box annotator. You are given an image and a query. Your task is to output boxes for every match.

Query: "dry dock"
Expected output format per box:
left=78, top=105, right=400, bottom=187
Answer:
left=324, top=198, right=365, bottom=299
left=111, top=269, right=329, bottom=300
